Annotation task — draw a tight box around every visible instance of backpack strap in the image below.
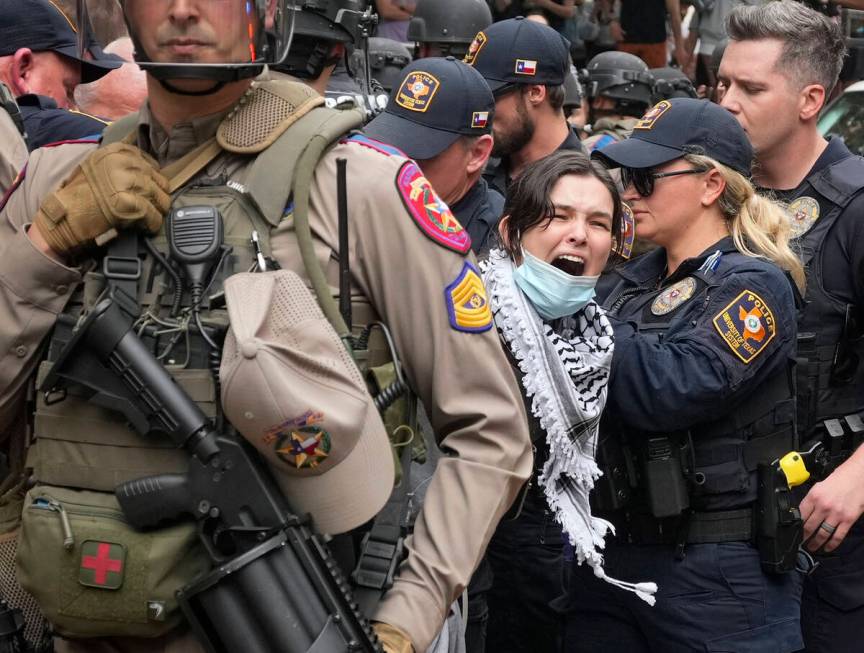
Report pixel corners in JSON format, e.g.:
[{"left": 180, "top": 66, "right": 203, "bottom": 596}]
[{"left": 242, "top": 102, "right": 365, "bottom": 340}]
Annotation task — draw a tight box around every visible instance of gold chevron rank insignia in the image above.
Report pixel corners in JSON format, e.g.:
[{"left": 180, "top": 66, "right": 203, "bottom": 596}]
[{"left": 445, "top": 262, "right": 493, "bottom": 333}]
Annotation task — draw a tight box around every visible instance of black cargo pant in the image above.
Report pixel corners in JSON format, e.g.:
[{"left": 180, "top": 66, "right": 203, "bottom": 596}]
[
  {"left": 480, "top": 487, "right": 564, "bottom": 653},
  {"left": 801, "top": 519, "right": 864, "bottom": 653}
]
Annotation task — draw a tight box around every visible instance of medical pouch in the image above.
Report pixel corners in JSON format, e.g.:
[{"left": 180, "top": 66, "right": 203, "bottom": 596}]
[{"left": 16, "top": 485, "right": 209, "bottom": 639}]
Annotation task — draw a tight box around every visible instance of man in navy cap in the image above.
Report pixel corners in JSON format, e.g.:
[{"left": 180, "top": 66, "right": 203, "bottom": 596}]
[
  {"left": 0, "top": 0, "right": 120, "bottom": 150},
  {"left": 365, "top": 56, "right": 503, "bottom": 256},
  {"left": 464, "top": 16, "right": 584, "bottom": 197}
]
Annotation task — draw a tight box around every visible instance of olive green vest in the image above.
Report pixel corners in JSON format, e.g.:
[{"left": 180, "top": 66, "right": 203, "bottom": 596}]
[{"left": 30, "top": 81, "right": 366, "bottom": 492}]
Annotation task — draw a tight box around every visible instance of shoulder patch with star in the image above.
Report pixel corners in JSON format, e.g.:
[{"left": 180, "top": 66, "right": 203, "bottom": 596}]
[
  {"left": 445, "top": 261, "right": 492, "bottom": 333},
  {"left": 396, "top": 160, "right": 471, "bottom": 254},
  {"left": 712, "top": 289, "right": 777, "bottom": 363}
]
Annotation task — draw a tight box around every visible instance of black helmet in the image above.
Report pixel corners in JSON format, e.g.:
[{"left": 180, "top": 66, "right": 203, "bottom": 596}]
[
  {"left": 563, "top": 66, "right": 583, "bottom": 111},
  {"left": 367, "top": 37, "right": 412, "bottom": 93},
  {"left": 650, "top": 67, "right": 697, "bottom": 103},
  {"left": 408, "top": 0, "right": 492, "bottom": 59},
  {"left": 108, "top": 0, "right": 298, "bottom": 89},
  {"left": 580, "top": 51, "right": 654, "bottom": 114},
  {"left": 275, "top": 0, "right": 371, "bottom": 79}
]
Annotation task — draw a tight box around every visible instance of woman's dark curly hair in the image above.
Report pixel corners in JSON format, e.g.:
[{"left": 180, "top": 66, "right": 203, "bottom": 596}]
[{"left": 499, "top": 150, "right": 622, "bottom": 260}]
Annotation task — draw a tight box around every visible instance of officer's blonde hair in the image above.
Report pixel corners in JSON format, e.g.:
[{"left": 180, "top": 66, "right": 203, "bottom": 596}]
[{"left": 685, "top": 153, "right": 805, "bottom": 293}]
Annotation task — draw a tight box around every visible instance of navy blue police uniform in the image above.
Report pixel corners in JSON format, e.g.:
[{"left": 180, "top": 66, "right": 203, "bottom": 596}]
[
  {"left": 450, "top": 176, "right": 504, "bottom": 257},
  {"left": 557, "top": 239, "right": 803, "bottom": 652},
  {"left": 557, "top": 98, "right": 805, "bottom": 653},
  {"left": 761, "top": 136, "right": 864, "bottom": 653},
  {"left": 364, "top": 56, "right": 503, "bottom": 258},
  {"left": 18, "top": 94, "right": 107, "bottom": 151}
]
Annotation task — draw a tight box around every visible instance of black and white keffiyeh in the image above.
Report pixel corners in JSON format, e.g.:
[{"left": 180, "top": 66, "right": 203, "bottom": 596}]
[{"left": 483, "top": 249, "right": 657, "bottom": 604}]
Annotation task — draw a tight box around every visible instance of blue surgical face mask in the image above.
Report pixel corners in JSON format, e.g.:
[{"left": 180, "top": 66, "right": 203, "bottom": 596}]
[{"left": 513, "top": 249, "right": 598, "bottom": 320}]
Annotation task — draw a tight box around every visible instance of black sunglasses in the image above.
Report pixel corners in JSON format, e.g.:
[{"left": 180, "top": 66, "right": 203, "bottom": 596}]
[{"left": 620, "top": 166, "right": 709, "bottom": 197}]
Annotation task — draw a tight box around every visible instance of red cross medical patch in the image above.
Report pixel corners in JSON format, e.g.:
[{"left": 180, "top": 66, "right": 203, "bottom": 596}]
[
  {"left": 79, "top": 540, "right": 126, "bottom": 590},
  {"left": 712, "top": 290, "right": 777, "bottom": 364},
  {"left": 397, "top": 161, "right": 471, "bottom": 254}
]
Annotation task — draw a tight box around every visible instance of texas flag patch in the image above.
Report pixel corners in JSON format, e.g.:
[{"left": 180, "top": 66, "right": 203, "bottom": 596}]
[
  {"left": 472, "top": 111, "right": 489, "bottom": 129},
  {"left": 515, "top": 59, "right": 538, "bottom": 76},
  {"left": 712, "top": 290, "right": 777, "bottom": 364}
]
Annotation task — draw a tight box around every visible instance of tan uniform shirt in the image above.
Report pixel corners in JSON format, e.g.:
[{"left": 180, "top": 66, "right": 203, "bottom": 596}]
[
  {"left": 0, "top": 108, "right": 27, "bottom": 196},
  {"left": 0, "top": 83, "right": 532, "bottom": 651}
]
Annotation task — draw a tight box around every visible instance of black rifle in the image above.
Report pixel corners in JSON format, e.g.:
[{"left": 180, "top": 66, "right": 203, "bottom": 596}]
[{"left": 41, "top": 297, "right": 381, "bottom": 653}]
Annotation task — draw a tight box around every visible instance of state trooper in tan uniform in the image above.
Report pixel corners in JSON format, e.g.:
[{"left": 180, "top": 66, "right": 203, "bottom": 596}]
[{"left": 0, "top": 1, "right": 532, "bottom": 652}]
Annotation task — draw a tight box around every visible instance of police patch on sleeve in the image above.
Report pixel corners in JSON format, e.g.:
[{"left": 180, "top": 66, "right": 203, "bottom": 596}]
[
  {"left": 651, "top": 277, "right": 697, "bottom": 315},
  {"left": 634, "top": 100, "right": 671, "bottom": 130},
  {"left": 445, "top": 262, "right": 493, "bottom": 333},
  {"left": 787, "top": 196, "right": 820, "bottom": 239},
  {"left": 712, "top": 290, "right": 777, "bottom": 363},
  {"left": 397, "top": 161, "right": 472, "bottom": 254}
]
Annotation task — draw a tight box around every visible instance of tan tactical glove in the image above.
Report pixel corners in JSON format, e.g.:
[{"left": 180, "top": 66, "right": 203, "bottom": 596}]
[
  {"left": 34, "top": 142, "right": 171, "bottom": 256},
  {"left": 372, "top": 622, "right": 415, "bottom": 653}
]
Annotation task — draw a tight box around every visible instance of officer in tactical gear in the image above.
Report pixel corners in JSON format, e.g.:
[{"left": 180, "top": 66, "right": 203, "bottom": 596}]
[
  {"left": 649, "top": 66, "right": 698, "bottom": 103},
  {"left": 270, "top": 0, "right": 389, "bottom": 119},
  {"left": 408, "top": 0, "right": 493, "bottom": 60},
  {"left": 580, "top": 50, "right": 655, "bottom": 152},
  {"left": 721, "top": 4, "right": 864, "bottom": 652},
  {"left": 367, "top": 36, "right": 413, "bottom": 93},
  {"left": 0, "top": 2, "right": 532, "bottom": 653}
]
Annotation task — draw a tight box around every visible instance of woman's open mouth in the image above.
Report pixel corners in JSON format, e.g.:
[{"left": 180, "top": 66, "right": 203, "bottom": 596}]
[{"left": 551, "top": 255, "right": 585, "bottom": 277}]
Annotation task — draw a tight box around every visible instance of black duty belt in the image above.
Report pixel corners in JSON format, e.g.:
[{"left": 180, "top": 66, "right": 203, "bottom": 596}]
[{"left": 611, "top": 508, "right": 753, "bottom": 546}]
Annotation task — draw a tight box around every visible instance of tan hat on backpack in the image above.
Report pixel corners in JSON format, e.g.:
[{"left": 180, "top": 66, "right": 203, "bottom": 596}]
[{"left": 220, "top": 271, "right": 395, "bottom": 535}]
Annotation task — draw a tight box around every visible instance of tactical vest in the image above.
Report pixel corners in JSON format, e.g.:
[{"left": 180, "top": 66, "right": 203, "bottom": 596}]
[
  {"left": 30, "top": 81, "right": 366, "bottom": 491},
  {"left": 788, "top": 155, "right": 864, "bottom": 438},
  {"left": 19, "top": 81, "right": 368, "bottom": 639},
  {"left": 599, "top": 255, "right": 797, "bottom": 513}
]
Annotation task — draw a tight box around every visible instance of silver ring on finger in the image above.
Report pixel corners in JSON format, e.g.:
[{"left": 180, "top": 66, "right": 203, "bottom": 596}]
[{"left": 819, "top": 521, "right": 838, "bottom": 536}]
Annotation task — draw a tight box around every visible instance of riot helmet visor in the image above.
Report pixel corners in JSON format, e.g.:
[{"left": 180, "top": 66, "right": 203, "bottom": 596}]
[{"left": 79, "top": 0, "right": 297, "bottom": 83}]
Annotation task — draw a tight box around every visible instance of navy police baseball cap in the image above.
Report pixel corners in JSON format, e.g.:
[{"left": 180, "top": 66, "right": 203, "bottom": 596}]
[
  {"left": 593, "top": 98, "right": 754, "bottom": 177},
  {"left": 364, "top": 56, "right": 495, "bottom": 160},
  {"left": 0, "top": 0, "right": 122, "bottom": 84},
  {"left": 463, "top": 16, "right": 570, "bottom": 93}
]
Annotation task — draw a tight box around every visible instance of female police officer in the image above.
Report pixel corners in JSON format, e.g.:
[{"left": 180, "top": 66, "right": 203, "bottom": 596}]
[{"left": 559, "top": 98, "right": 807, "bottom": 652}]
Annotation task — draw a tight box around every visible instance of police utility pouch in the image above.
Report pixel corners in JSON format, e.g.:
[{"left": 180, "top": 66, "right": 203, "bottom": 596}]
[
  {"left": 16, "top": 485, "right": 208, "bottom": 639},
  {"left": 644, "top": 437, "right": 690, "bottom": 518}
]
